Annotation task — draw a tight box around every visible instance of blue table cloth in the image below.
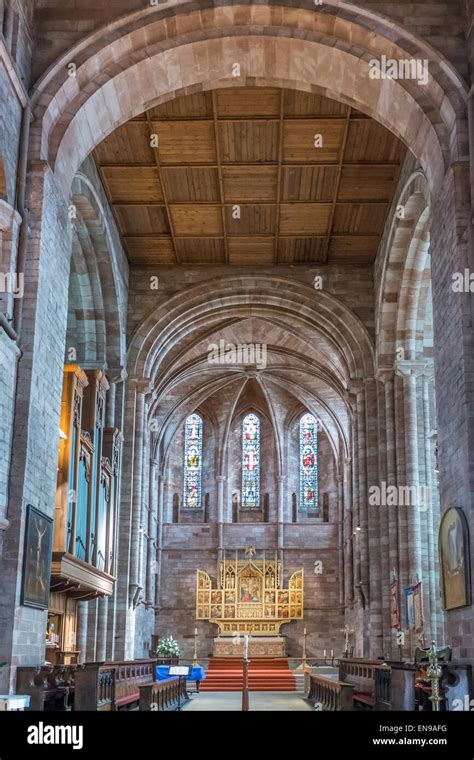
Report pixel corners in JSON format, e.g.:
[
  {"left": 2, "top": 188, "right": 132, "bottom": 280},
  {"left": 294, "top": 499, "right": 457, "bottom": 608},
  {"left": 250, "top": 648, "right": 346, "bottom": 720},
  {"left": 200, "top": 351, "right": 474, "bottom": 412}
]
[{"left": 156, "top": 665, "right": 206, "bottom": 682}]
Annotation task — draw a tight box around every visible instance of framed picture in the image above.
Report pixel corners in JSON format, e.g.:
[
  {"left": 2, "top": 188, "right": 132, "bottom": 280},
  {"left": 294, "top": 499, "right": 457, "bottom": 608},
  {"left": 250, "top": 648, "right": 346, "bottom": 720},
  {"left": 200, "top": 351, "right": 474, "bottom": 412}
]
[
  {"left": 21, "top": 505, "right": 53, "bottom": 609},
  {"left": 439, "top": 507, "right": 471, "bottom": 611}
]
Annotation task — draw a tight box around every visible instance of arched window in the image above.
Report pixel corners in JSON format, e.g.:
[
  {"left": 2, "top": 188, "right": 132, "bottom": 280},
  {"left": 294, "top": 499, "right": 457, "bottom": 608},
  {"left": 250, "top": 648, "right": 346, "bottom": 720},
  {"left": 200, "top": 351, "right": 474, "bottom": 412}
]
[
  {"left": 300, "top": 413, "right": 318, "bottom": 511},
  {"left": 183, "top": 413, "right": 203, "bottom": 508},
  {"left": 242, "top": 413, "right": 260, "bottom": 508}
]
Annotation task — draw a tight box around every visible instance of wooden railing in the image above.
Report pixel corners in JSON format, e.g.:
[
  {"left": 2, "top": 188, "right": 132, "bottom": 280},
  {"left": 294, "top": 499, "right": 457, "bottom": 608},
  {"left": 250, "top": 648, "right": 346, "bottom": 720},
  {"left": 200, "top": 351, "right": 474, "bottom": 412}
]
[
  {"left": 139, "top": 676, "right": 188, "bottom": 711},
  {"left": 74, "top": 659, "right": 156, "bottom": 711},
  {"left": 308, "top": 675, "right": 354, "bottom": 711}
]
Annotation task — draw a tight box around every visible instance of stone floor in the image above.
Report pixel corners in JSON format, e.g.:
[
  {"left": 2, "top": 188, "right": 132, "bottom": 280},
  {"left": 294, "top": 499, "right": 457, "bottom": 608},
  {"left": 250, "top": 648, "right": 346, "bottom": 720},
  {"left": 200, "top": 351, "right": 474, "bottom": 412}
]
[{"left": 182, "top": 691, "right": 312, "bottom": 711}]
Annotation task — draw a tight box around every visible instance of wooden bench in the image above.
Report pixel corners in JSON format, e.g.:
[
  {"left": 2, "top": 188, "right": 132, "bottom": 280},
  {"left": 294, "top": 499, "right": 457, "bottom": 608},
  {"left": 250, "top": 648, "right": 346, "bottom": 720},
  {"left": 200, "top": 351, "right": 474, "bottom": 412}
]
[
  {"left": 74, "top": 659, "right": 156, "bottom": 711},
  {"left": 139, "top": 676, "right": 188, "bottom": 711},
  {"left": 339, "top": 658, "right": 389, "bottom": 709},
  {"left": 308, "top": 674, "right": 354, "bottom": 711},
  {"left": 339, "top": 658, "right": 375, "bottom": 707},
  {"left": 16, "top": 665, "right": 75, "bottom": 711}
]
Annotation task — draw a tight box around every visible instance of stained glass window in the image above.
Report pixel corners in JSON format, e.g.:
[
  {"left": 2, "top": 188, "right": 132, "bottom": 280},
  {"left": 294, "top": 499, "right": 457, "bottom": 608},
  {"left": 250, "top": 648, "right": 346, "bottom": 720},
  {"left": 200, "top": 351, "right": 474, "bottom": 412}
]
[
  {"left": 242, "top": 413, "right": 260, "bottom": 508},
  {"left": 183, "top": 413, "right": 203, "bottom": 508},
  {"left": 300, "top": 413, "right": 318, "bottom": 510}
]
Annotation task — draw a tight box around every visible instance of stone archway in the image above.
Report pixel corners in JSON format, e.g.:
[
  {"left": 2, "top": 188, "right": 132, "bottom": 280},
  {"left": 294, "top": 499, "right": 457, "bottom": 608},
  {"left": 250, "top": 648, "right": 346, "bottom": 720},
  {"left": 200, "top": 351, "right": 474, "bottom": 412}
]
[{"left": 30, "top": 3, "right": 467, "bottom": 196}]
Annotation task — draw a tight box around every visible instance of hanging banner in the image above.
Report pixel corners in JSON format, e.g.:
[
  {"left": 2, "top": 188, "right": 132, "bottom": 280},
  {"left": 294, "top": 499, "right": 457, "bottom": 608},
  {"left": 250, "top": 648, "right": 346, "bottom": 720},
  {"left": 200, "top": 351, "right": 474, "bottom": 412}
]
[
  {"left": 412, "top": 580, "right": 424, "bottom": 633},
  {"left": 390, "top": 578, "right": 400, "bottom": 629},
  {"left": 405, "top": 586, "right": 414, "bottom": 629}
]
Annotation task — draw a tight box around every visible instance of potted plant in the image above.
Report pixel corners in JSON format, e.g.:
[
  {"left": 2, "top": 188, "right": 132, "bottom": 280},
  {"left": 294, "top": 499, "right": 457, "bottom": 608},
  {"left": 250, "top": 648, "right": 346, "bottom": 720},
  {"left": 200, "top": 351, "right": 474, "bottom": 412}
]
[{"left": 154, "top": 636, "right": 180, "bottom": 665}]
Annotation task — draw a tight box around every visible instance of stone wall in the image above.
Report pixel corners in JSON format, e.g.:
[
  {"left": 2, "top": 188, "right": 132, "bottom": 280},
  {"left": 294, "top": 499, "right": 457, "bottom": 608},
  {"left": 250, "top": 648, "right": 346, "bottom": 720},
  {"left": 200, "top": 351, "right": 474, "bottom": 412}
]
[{"left": 157, "top": 523, "right": 343, "bottom": 659}]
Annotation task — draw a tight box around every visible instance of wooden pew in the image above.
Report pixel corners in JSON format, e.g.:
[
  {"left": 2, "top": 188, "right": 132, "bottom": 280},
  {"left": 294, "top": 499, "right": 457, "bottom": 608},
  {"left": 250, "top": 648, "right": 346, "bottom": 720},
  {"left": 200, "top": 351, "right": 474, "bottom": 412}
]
[
  {"left": 139, "top": 676, "right": 188, "bottom": 711},
  {"left": 16, "top": 665, "right": 75, "bottom": 711},
  {"left": 307, "top": 674, "right": 354, "bottom": 711},
  {"left": 74, "top": 659, "right": 156, "bottom": 711},
  {"left": 339, "top": 658, "right": 391, "bottom": 710}
]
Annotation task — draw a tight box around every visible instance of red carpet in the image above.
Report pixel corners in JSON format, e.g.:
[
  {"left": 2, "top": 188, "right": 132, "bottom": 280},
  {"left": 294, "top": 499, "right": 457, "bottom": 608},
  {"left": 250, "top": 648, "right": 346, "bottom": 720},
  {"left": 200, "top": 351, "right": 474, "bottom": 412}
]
[{"left": 200, "top": 658, "right": 296, "bottom": 692}]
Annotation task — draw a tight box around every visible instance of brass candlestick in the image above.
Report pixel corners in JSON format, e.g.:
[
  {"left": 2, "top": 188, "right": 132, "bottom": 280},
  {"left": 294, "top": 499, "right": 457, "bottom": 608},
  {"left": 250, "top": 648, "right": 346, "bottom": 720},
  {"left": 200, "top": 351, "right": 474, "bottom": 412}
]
[
  {"left": 296, "top": 628, "right": 308, "bottom": 670},
  {"left": 192, "top": 627, "right": 199, "bottom": 667}
]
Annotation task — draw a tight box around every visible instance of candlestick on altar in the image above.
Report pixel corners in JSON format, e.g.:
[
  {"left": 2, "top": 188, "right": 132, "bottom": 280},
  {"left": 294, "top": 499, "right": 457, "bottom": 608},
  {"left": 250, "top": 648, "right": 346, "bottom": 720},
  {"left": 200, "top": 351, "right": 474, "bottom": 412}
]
[
  {"left": 242, "top": 634, "right": 250, "bottom": 711},
  {"left": 192, "top": 627, "right": 200, "bottom": 667},
  {"left": 296, "top": 627, "right": 308, "bottom": 670}
]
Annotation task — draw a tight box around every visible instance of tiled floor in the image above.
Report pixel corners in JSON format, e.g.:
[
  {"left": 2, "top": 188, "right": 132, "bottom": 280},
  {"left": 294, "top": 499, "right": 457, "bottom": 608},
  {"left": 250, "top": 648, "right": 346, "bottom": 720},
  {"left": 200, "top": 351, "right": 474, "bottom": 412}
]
[{"left": 182, "top": 691, "right": 312, "bottom": 711}]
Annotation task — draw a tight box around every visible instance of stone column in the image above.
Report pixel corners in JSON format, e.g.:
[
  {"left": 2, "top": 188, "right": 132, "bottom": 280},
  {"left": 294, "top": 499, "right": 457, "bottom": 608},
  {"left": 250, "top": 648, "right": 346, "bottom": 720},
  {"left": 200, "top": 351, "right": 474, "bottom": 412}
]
[
  {"left": 422, "top": 367, "right": 437, "bottom": 639},
  {"left": 365, "top": 377, "right": 383, "bottom": 656},
  {"left": 76, "top": 601, "right": 89, "bottom": 664},
  {"left": 337, "top": 470, "right": 344, "bottom": 605},
  {"left": 342, "top": 457, "right": 353, "bottom": 606},
  {"left": 96, "top": 597, "right": 108, "bottom": 661},
  {"left": 146, "top": 459, "right": 158, "bottom": 607},
  {"left": 377, "top": 369, "right": 398, "bottom": 656},
  {"left": 277, "top": 475, "right": 285, "bottom": 567},
  {"left": 155, "top": 473, "right": 165, "bottom": 609},
  {"left": 349, "top": 381, "right": 369, "bottom": 602},
  {"left": 395, "top": 362, "right": 424, "bottom": 586},
  {"left": 106, "top": 382, "right": 116, "bottom": 428},
  {"left": 129, "top": 379, "right": 151, "bottom": 602},
  {"left": 216, "top": 475, "right": 226, "bottom": 565},
  {"left": 0, "top": 164, "right": 71, "bottom": 692}
]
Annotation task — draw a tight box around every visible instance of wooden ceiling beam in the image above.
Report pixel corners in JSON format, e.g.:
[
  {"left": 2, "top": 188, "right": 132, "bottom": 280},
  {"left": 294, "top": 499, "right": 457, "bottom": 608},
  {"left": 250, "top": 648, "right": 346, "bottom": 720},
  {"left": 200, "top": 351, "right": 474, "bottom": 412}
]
[
  {"left": 145, "top": 111, "right": 180, "bottom": 264},
  {"left": 322, "top": 108, "right": 352, "bottom": 265}
]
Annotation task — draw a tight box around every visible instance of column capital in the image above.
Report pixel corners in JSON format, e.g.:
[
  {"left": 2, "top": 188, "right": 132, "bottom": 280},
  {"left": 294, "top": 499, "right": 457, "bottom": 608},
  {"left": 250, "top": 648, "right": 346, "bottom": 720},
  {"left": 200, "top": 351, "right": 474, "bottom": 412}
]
[
  {"left": 107, "top": 366, "right": 127, "bottom": 384},
  {"left": 394, "top": 359, "right": 430, "bottom": 379},
  {"left": 128, "top": 376, "right": 153, "bottom": 394},
  {"left": 347, "top": 378, "right": 365, "bottom": 395},
  {"left": 375, "top": 367, "right": 395, "bottom": 384}
]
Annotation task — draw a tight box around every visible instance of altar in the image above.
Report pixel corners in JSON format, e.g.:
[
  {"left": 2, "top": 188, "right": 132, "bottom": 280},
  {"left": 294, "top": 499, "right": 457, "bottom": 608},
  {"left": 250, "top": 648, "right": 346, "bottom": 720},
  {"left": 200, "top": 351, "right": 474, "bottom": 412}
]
[
  {"left": 196, "top": 548, "right": 304, "bottom": 657},
  {"left": 213, "top": 635, "right": 286, "bottom": 658}
]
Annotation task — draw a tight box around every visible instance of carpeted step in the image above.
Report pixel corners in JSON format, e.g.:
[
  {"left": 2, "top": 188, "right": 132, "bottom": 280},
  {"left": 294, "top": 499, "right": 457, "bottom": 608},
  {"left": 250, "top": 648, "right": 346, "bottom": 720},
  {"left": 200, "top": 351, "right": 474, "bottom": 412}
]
[{"left": 201, "top": 656, "right": 297, "bottom": 692}]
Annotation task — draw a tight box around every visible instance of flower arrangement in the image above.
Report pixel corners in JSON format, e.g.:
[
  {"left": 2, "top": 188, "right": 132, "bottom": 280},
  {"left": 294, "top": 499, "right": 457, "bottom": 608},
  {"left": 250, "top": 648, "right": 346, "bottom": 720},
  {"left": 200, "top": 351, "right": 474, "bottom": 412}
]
[{"left": 154, "top": 636, "right": 180, "bottom": 658}]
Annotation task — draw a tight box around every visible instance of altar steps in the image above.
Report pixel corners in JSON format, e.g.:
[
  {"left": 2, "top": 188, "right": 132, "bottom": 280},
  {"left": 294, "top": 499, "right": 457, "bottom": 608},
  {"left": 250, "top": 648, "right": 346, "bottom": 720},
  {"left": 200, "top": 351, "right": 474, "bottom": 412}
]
[{"left": 200, "top": 658, "right": 297, "bottom": 692}]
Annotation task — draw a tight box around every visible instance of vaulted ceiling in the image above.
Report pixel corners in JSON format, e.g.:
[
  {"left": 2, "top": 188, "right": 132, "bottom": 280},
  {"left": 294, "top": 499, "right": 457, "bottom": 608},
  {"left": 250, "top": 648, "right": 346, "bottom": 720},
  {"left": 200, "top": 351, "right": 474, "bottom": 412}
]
[{"left": 93, "top": 87, "right": 407, "bottom": 268}]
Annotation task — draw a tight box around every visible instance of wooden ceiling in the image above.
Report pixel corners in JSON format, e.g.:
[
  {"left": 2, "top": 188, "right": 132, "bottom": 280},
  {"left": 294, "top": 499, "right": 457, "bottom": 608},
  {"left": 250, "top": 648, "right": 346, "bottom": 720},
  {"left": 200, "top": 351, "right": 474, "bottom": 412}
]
[{"left": 94, "top": 87, "right": 407, "bottom": 267}]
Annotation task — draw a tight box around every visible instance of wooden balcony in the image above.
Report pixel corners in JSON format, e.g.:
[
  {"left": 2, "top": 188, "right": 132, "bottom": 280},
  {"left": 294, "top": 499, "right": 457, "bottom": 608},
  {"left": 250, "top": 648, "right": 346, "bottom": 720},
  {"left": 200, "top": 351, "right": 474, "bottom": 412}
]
[{"left": 51, "top": 551, "right": 115, "bottom": 599}]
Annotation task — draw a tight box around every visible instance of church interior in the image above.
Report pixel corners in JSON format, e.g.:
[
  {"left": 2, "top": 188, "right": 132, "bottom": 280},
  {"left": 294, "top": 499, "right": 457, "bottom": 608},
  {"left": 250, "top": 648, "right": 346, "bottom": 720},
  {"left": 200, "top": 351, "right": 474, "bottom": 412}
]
[{"left": 0, "top": 0, "right": 473, "bottom": 718}]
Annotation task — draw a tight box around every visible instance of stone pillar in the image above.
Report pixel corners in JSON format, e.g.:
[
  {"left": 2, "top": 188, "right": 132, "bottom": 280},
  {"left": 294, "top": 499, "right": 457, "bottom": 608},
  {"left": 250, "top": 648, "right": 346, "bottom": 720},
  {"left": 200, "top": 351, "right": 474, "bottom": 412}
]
[
  {"left": 76, "top": 601, "right": 89, "bottom": 664},
  {"left": 146, "top": 459, "right": 158, "bottom": 607},
  {"left": 0, "top": 164, "right": 71, "bottom": 692},
  {"left": 277, "top": 475, "right": 285, "bottom": 568},
  {"left": 155, "top": 473, "right": 165, "bottom": 609},
  {"left": 395, "top": 362, "right": 423, "bottom": 586},
  {"left": 365, "top": 377, "right": 383, "bottom": 656},
  {"left": 337, "top": 470, "right": 344, "bottom": 605},
  {"left": 342, "top": 457, "right": 353, "bottom": 606},
  {"left": 106, "top": 382, "right": 116, "bottom": 428},
  {"left": 96, "top": 597, "right": 108, "bottom": 661},
  {"left": 422, "top": 367, "right": 437, "bottom": 640},
  {"left": 129, "top": 380, "right": 150, "bottom": 601},
  {"left": 377, "top": 369, "right": 398, "bottom": 656},
  {"left": 393, "top": 371, "right": 409, "bottom": 648},
  {"left": 114, "top": 376, "right": 150, "bottom": 659},
  {"left": 216, "top": 475, "right": 226, "bottom": 565}
]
